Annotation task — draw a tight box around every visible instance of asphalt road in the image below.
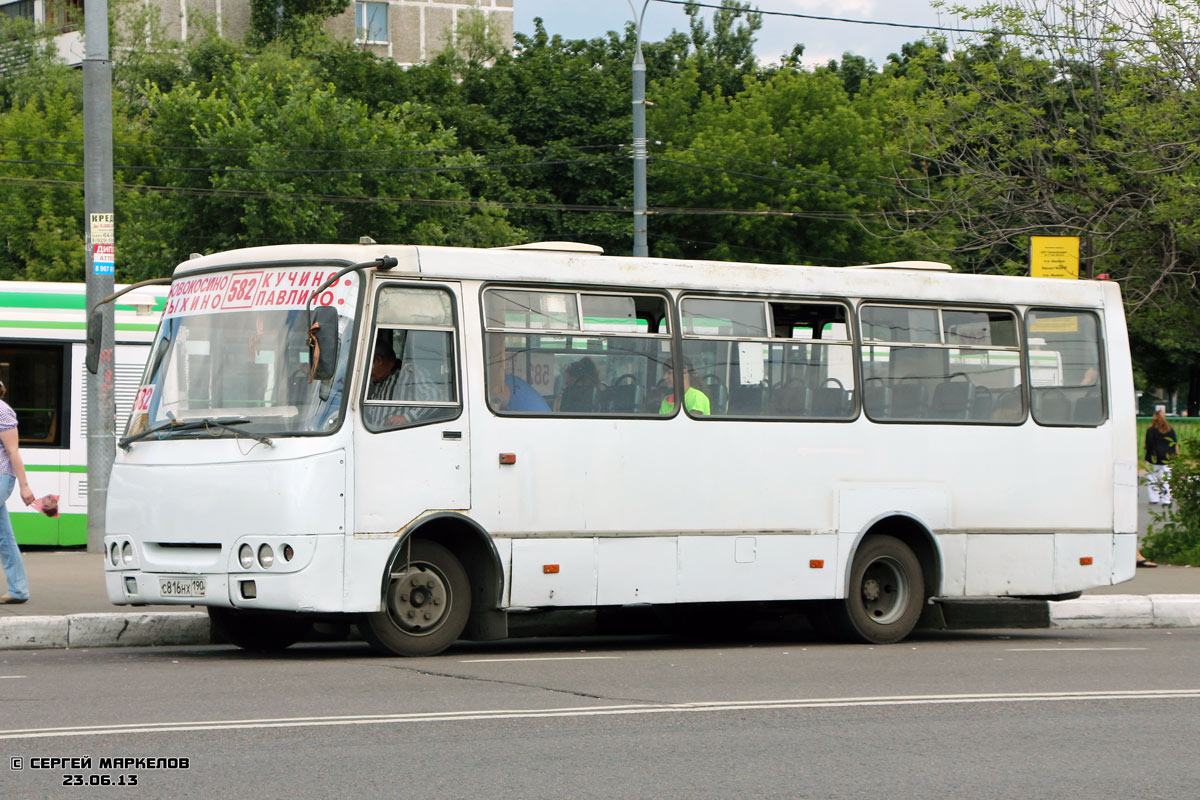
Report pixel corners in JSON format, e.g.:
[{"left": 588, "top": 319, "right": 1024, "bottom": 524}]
[{"left": 1, "top": 627, "right": 1197, "bottom": 799}]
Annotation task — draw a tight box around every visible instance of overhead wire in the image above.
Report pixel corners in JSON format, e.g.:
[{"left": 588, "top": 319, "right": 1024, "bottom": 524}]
[{"left": 648, "top": 0, "right": 1200, "bottom": 45}]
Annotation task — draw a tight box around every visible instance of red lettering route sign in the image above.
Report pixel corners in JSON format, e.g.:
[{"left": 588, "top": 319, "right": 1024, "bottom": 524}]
[{"left": 163, "top": 268, "right": 358, "bottom": 319}]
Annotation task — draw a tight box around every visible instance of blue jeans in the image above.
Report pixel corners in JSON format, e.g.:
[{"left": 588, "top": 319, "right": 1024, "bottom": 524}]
[{"left": 0, "top": 474, "right": 29, "bottom": 600}]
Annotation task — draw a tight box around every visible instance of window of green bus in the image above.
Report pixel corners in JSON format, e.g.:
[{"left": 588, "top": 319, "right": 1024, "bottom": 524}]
[{"left": 0, "top": 343, "right": 65, "bottom": 448}]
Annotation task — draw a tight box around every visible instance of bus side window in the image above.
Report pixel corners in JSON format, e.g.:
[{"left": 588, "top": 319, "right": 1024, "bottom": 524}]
[
  {"left": 1026, "top": 309, "right": 1105, "bottom": 427},
  {"left": 483, "top": 288, "right": 671, "bottom": 417},
  {"left": 0, "top": 343, "right": 66, "bottom": 448}
]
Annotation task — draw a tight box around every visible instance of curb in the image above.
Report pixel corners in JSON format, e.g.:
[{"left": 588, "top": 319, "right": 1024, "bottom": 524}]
[
  {"left": 1049, "top": 594, "right": 1200, "bottom": 629},
  {"left": 0, "top": 612, "right": 210, "bottom": 651},
  {"left": 1, "top": 596, "right": 1199, "bottom": 651}
]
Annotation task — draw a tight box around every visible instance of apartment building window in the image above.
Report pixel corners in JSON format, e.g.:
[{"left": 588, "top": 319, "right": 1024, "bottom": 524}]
[
  {"left": 355, "top": 1, "right": 388, "bottom": 44},
  {"left": 1, "top": 1, "right": 35, "bottom": 21}
]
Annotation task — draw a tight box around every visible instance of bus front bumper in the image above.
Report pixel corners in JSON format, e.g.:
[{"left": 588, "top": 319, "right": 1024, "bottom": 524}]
[{"left": 104, "top": 533, "right": 347, "bottom": 612}]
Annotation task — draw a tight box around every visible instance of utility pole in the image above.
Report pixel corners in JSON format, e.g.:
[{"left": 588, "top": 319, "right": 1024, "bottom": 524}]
[
  {"left": 84, "top": 0, "right": 116, "bottom": 553},
  {"left": 628, "top": 0, "right": 649, "bottom": 257}
]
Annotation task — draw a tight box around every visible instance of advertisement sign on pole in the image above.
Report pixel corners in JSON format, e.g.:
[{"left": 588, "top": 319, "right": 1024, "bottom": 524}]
[{"left": 1030, "top": 236, "right": 1080, "bottom": 279}]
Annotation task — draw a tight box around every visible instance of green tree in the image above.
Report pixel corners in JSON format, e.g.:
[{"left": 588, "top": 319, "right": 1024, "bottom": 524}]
[
  {"left": 652, "top": 66, "right": 908, "bottom": 265},
  {"left": 895, "top": 2, "right": 1200, "bottom": 406},
  {"left": 249, "top": 0, "right": 349, "bottom": 45},
  {"left": 117, "top": 41, "right": 521, "bottom": 280}
]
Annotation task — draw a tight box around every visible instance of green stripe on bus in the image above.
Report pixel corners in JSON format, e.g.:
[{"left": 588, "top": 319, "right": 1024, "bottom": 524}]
[
  {"left": 24, "top": 464, "right": 87, "bottom": 473},
  {"left": 0, "top": 292, "right": 167, "bottom": 312},
  {"left": 13, "top": 512, "right": 85, "bottom": 546},
  {"left": 0, "top": 320, "right": 159, "bottom": 331}
]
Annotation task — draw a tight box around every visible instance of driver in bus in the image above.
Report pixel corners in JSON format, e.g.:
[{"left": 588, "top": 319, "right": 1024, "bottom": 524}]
[
  {"left": 366, "top": 331, "right": 442, "bottom": 427},
  {"left": 659, "top": 357, "right": 710, "bottom": 416}
]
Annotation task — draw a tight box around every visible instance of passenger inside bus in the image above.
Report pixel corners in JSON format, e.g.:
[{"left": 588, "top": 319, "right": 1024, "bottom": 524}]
[
  {"left": 486, "top": 335, "right": 550, "bottom": 413},
  {"left": 659, "top": 358, "right": 710, "bottom": 416},
  {"left": 556, "top": 357, "right": 601, "bottom": 412}
]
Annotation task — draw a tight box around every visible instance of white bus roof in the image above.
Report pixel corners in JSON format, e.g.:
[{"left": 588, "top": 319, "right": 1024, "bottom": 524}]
[{"left": 173, "top": 243, "right": 1116, "bottom": 309}]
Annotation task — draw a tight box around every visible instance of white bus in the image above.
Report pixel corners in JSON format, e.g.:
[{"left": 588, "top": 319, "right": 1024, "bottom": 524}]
[
  {"left": 101, "top": 243, "right": 1136, "bottom": 652},
  {"left": 0, "top": 281, "right": 165, "bottom": 546}
]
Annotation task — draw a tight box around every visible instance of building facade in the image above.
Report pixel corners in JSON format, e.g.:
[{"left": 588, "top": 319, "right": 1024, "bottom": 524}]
[{"left": 1, "top": 0, "right": 515, "bottom": 67}]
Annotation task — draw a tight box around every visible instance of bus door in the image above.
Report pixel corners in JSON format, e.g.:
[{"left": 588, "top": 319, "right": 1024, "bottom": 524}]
[{"left": 353, "top": 283, "right": 470, "bottom": 532}]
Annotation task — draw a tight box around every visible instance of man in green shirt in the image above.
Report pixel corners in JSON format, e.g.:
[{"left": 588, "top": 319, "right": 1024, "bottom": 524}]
[{"left": 660, "top": 358, "right": 711, "bottom": 416}]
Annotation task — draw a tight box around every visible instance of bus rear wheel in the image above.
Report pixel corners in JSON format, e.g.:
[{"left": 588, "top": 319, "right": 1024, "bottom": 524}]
[
  {"left": 831, "top": 535, "right": 924, "bottom": 644},
  {"left": 208, "top": 608, "right": 312, "bottom": 651},
  {"left": 361, "top": 540, "right": 470, "bottom": 657}
]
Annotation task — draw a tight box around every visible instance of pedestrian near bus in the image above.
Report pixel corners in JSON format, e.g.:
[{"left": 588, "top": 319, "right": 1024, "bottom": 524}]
[
  {"left": 1145, "top": 406, "right": 1177, "bottom": 505},
  {"left": 0, "top": 380, "right": 35, "bottom": 603}
]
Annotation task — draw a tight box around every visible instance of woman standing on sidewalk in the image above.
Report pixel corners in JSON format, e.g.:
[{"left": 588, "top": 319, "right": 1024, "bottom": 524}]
[
  {"left": 0, "top": 380, "right": 35, "bottom": 603},
  {"left": 1145, "top": 406, "right": 1178, "bottom": 505}
]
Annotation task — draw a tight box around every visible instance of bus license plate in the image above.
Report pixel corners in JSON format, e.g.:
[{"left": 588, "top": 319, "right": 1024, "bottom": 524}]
[{"left": 159, "top": 577, "right": 206, "bottom": 598}]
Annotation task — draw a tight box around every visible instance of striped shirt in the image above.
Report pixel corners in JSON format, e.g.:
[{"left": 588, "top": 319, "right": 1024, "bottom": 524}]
[
  {"left": 365, "top": 364, "right": 449, "bottom": 428},
  {"left": 0, "top": 400, "right": 16, "bottom": 476}
]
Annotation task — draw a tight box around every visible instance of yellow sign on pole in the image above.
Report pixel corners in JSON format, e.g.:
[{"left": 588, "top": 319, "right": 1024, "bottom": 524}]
[{"left": 1030, "top": 236, "right": 1080, "bottom": 279}]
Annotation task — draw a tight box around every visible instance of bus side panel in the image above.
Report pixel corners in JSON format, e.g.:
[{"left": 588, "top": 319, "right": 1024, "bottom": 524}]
[
  {"left": 510, "top": 538, "right": 596, "bottom": 606},
  {"left": 676, "top": 534, "right": 837, "bottom": 603},
  {"left": 597, "top": 536, "right": 677, "bottom": 605}
]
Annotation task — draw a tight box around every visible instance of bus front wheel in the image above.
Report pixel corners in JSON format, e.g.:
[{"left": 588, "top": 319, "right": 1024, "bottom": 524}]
[
  {"left": 208, "top": 607, "right": 312, "bottom": 651},
  {"left": 832, "top": 535, "right": 924, "bottom": 644},
  {"left": 361, "top": 540, "right": 470, "bottom": 657}
]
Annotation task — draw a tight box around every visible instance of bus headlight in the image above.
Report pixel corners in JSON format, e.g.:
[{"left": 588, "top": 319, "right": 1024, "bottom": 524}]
[
  {"left": 238, "top": 544, "right": 254, "bottom": 570},
  {"left": 109, "top": 542, "right": 119, "bottom": 566},
  {"left": 121, "top": 542, "right": 134, "bottom": 565},
  {"left": 257, "top": 544, "right": 274, "bottom": 569}
]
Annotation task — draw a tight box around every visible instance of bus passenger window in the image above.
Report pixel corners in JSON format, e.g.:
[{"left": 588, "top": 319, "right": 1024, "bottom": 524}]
[
  {"left": 1026, "top": 309, "right": 1105, "bottom": 427},
  {"left": 483, "top": 288, "right": 671, "bottom": 417},
  {"left": 861, "top": 305, "right": 1023, "bottom": 424},
  {"left": 0, "top": 344, "right": 66, "bottom": 448},
  {"left": 681, "top": 297, "right": 855, "bottom": 420}
]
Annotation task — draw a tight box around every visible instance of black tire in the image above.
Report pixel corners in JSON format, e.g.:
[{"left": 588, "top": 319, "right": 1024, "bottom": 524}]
[
  {"left": 208, "top": 607, "right": 312, "bottom": 651},
  {"left": 830, "top": 535, "right": 924, "bottom": 644},
  {"left": 361, "top": 540, "right": 470, "bottom": 657}
]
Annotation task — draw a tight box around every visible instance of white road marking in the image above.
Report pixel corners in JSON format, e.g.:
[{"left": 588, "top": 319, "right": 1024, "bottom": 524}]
[
  {"left": 459, "top": 656, "right": 622, "bottom": 663},
  {"left": 1, "top": 689, "right": 1197, "bottom": 740},
  {"left": 1006, "top": 647, "right": 1149, "bottom": 652},
  {"left": 0, "top": 675, "right": 26, "bottom": 679}
]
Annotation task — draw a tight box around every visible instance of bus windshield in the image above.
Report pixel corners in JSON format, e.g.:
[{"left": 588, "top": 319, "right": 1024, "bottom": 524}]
[{"left": 125, "top": 267, "right": 360, "bottom": 438}]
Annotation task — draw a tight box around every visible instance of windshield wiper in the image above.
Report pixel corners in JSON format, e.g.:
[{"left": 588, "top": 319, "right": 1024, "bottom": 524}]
[{"left": 118, "top": 416, "right": 273, "bottom": 451}]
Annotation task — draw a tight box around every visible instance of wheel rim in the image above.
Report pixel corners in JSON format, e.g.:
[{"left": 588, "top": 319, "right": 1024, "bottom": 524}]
[
  {"left": 385, "top": 562, "right": 452, "bottom": 636},
  {"left": 859, "top": 556, "right": 910, "bottom": 625}
]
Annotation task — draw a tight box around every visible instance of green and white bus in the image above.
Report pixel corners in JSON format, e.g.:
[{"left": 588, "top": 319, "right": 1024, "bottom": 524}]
[{"left": 0, "top": 281, "right": 165, "bottom": 545}]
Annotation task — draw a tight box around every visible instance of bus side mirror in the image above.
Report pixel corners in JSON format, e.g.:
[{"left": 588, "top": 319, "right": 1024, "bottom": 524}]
[
  {"left": 308, "top": 306, "right": 339, "bottom": 382},
  {"left": 86, "top": 309, "right": 104, "bottom": 375}
]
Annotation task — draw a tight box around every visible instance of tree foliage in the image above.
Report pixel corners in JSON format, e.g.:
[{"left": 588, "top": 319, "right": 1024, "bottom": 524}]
[
  {"left": 248, "top": 0, "right": 349, "bottom": 45},
  {"left": 888, "top": 1, "right": 1200, "bottom": 404}
]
